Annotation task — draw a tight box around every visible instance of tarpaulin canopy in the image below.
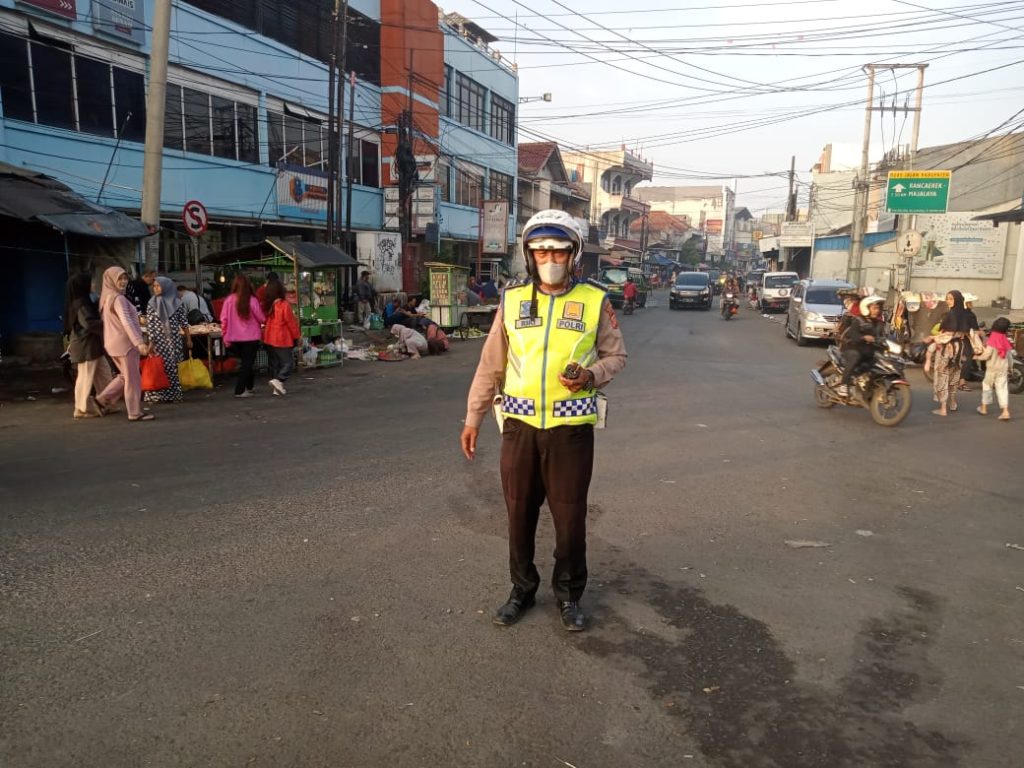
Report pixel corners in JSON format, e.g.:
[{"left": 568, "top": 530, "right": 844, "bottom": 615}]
[
  {"left": 201, "top": 237, "right": 358, "bottom": 268},
  {"left": 0, "top": 162, "right": 150, "bottom": 239},
  {"left": 973, "top": 205, "right": 1024, "bottom": 225}
]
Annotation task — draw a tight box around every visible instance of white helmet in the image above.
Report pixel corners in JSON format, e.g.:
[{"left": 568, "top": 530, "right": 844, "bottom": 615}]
[
  {"left": 860, "top": 295, "right": 885, "bottom": 315},
  {"left": 521, "top": 209, "right": 584, "bottom": 279}
]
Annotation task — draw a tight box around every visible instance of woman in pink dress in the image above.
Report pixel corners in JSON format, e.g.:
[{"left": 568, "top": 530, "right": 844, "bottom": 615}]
[{"left": 95, "top": 266, "right": 154, "bottom": 421}]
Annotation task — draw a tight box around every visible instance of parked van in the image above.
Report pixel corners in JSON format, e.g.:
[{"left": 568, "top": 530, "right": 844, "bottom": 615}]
[{"left": 758, "top": 271, "right": 799, "bottom": 313}]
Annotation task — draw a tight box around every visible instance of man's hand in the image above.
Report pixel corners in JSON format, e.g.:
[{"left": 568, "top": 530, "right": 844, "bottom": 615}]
[
  {"left": 461, "top": 425, "right": 479, "bottom": 461},
  {"left": 864, "top": 335, "right": 875, "bottom": 343},
  {"left": 558, "top": 368, "right": 594, "bottom": 393}
]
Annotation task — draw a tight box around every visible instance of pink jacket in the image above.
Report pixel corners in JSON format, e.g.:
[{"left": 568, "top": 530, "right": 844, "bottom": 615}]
[
  {"left": 220, "top": 294, "right": 266, "bottom": 344},
  {"left": 103, "top": 294, "right": 145, "bottom": 357}
]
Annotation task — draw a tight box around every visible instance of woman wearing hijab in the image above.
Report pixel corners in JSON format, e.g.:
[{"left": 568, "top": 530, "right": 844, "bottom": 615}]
[
  {"left": 390, "top": 323, "right": 428, "bottom": 359},
  {"left": 975, "top": 316, "right": 1013, "bottom": 420},
  {"left": 926, "top": 291, "right": 973, "bottom": 416},
  {"left": 64, "top": 272, "right": 113, "bottom": 419},
  {"left": 95, "top": 266, "right": 154, "bottom": 421},
  {"left": 145, "top": 276, "right": 191, "bottom": 403}
]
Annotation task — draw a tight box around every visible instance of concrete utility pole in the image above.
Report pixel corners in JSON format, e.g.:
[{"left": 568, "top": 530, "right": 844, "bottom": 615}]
[
  {"left": 849, "top": 64, "right": 926, "bottom": 287},
  {"left": 140, "top": 0, "right": 172, "bottom": 270},
  {"left": 345, "top": 71, "right": 356, "bottom": 248},
  {"left": 786, "top": 156, "right": 796, "bottom": 222},
  {"left": 334, "top": 0, "right": 350, "bottom": 245},
  {"left": 326, "top": 0, "right": 340, "bottom": 244},
  {"left": 900, "top": 65, "right": 928, "bottom": 291}
]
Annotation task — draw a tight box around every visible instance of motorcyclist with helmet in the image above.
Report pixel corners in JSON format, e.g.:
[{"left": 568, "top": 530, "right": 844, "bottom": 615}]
[
  {"left": 461, "top": 210, "right": 628, "bottom": 632},
  {"left": 623, "top": 276, "right": 638, "bottom": 313},
  {"left": 837, "top": 295, "right": 885, "bottom": 398}
]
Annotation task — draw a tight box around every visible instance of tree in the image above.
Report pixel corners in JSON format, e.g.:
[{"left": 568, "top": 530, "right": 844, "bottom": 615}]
[{"left": 679, "top": 240, "right": 702, "bottom": 267}]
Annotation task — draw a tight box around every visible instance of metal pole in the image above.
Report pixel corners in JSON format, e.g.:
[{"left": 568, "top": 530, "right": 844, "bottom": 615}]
[
  {"left": 902, "top": 64, "right": 927, "bottom": 291},
  {"left": 345, "top": 71, "right": 356, "bottom": 251},
  {"left": 848, "top": 65, "right": 876, "bottom": 286},
  {"left": 335, "top": 0, "right": 349, "bottom": 243},
  {"left": 141, "top": 0, "right": 172, "bottom": 269},
  {"left": 326, "top": 0, "right": 339, "bottom": 244}
]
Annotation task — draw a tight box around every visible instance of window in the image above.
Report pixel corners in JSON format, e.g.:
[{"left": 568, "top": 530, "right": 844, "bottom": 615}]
[
  {"left": 76, "top": 57, "right": 114, "bottom": 137},
  {"left": 183, "top": 88, "right": 212, "bottom": 155},
  {"left": 490, "top": 95, "right": 514, "bottom": 145},
  {"left": 186, "top": 0, "right": 381, "bottom": 85},
  {"left": 489, "top": 171, "right": 513, "bottom": 203},
  {"left": 439, "top": 66, "right": 451, "bottom": 117},
  {"left": 31, "top": 42, "right": 75, "bottom": 130},
  {"left": 0, "top": 32, "right": 33, "bottom": 121},
  {"left": 211, "top": 95, "right": 235, "bottom": 159},
  {"left": 436, "top": 158, "right": 451, "bottom": 202},
  {"left": 347, "top": 138, "right": 379, "bottom": 187},
  {"left": 266, "top": 109, "right": 325, "bottom": 169},
  {"left": 164, "top": 84, "right": 183, "bottom": 150},
  {"left": 454, "top": 162, "right": 484, "bottom": 208},
  {"left": 113, "top": 68, "right": 146, "bottom": 141},
  {"left": 164, "top": 83, "right": 259, "bottom": 162},
  {"left": 453, "top": 72, "right": 486, "bottom": 133}
]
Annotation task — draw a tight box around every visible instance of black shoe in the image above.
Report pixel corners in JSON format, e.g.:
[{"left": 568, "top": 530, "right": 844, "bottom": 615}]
[
  {"left": 493, "top": 589, "right": 536, "bottom": 627},
  {"left": 559, "top": 601, "right": 586, "bottom": 632}
]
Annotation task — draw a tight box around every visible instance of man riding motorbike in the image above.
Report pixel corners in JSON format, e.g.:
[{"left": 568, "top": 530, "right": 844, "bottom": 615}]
[
  {"left": 623, "top": 277, "right": 638, "bottom": 314},
  {"left": 721, "top": 276, "right": 740, "bottom": 317},
  {"left": 836, "top": 295, "right": 885, "bottom": 399}
]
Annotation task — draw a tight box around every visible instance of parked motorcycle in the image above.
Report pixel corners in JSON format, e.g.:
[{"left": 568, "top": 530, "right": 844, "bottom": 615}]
[
  {"left": 811, "top": 339, "right": 913, "bottom": 426},
  {"left": 720, "top": 292, "right": 739, "bottom": 320}
]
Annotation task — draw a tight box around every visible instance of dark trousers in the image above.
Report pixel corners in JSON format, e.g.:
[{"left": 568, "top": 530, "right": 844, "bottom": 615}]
[
  {"left": 499, "top": 419, "right": 594, "bottom": 602},
  {"left": 841, "top": 348, "right": 868, "bottom": 385},
  {"left": 232, "top": 340, "right": 259, "bottom": 395},
  {"left": 267, "top": 346, "right": 295, "bottom": 382}
]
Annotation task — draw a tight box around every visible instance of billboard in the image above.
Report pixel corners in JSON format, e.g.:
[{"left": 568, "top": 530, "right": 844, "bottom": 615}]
[
  {"left": 92, "top": 0, "right": 145, "bottom": 43},
  {"left": 276, "top": 168, "right": 329, "bottom": 220},
  {"left": 482, "top": 201, "right": 509, "bottom": 253},
  {"left": 20, "top": 0, "right": 76, "bottom": 20},
  {"left": 911, "top": 212, "right": 1008, "bottom": 278}
]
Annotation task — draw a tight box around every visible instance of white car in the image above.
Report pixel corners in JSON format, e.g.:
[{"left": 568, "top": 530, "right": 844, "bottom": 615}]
[{"left": 784, "top": 279, "right": 854, "bottom": 346}]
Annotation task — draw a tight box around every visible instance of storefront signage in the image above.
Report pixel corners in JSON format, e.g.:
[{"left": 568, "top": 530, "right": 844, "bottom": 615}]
[
  {"left": 92, "top": 0, "right": 145, "bottom": 43},
  {"left": 481, "top": 200, "right": 509, "bottom": 254},
  {"left": 911, "top": 212, "right": 1007, "bottom": 278},
  {"left": 277, "top": 168, "right": 329, "bottom": 220},
  {"left": 779, "top": 221, "right": 814, "bottom": 247},
  {"left": 19, "top": 0, "right": 77, "bottom": 21},
  {"left": 886, "top": 171, "right": 951, "bottom": 214}
]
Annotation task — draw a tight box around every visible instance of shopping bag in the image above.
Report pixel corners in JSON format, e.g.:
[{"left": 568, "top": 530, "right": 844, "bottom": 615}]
[
  {"left": 140, "top": 355, "right": 170, "bottom": 392},
  {"left": 179, "top": 354, "right": 213, "bottom": 390}
]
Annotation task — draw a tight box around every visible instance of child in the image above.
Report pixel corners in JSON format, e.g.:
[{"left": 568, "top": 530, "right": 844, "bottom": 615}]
[{"left": 975, "top": 316, "right": 1013, "bottom": 421}]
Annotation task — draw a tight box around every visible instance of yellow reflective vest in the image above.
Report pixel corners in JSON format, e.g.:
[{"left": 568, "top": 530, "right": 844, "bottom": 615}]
[{"left": 500, "top": 281, "right": 606, "bottom": 429}]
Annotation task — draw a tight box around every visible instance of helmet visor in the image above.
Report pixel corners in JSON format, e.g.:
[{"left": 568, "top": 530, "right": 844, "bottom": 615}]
[{"left": 526, "top": 237, "right": 574, "bottom": 251}]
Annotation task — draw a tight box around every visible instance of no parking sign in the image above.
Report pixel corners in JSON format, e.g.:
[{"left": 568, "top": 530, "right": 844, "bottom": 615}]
[{"left": 182, "top": 200, "right": 209, "bottom": 236}]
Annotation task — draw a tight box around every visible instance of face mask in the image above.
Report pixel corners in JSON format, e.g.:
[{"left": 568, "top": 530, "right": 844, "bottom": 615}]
[{"left": 537, "top": 261, "right": 568, "bottom": 285}]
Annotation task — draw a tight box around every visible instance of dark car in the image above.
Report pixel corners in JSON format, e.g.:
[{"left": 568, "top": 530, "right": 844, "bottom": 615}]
[{"left": 669, "top": 272, "right": 712, "bottom": 310}]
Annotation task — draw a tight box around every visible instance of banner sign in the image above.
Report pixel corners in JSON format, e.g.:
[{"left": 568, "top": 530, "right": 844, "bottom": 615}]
[
  {"left": 481, "top": 200, "right": 509, "bottom": 254},
  {"left": 20, "top": 0, "right": 77, "bottom": 20},
  {"left": 911, "top": 212, "right": 1008, "bottom": 278},
  {"left": 886, "top": 170, "right": 951, "bottom": 214},
  {"left": 276, "top": 168, "right": 329, "bottom": 221},
  {"left": 92, "top": 0, "right": 145, "bottom": 43}
]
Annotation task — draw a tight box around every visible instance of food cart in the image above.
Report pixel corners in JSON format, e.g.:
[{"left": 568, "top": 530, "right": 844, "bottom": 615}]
[
  {"left": 425, "top": 262, "right": 469, "bottom": 328},
  {"left": 202, "top": 237, "right": 359, "bottom": 342}
]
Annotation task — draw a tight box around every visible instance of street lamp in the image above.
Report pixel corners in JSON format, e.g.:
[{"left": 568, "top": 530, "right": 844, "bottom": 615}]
[{"left": 518, "top": 93, "right": 552, "bottom": 104}]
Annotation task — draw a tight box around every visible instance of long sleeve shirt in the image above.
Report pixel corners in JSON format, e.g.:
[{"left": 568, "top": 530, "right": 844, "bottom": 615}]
[
  {"left": 464, "top": 294, "right": 628, "bottom": 429},
  {"left": 103, "top": 295, "right": 145, "bottom": 357},
  {"left": 220, "top": 294, "right": 266, "bottom": 344}
]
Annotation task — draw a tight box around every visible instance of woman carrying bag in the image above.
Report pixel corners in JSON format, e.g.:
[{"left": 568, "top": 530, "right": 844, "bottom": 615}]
[
  {"left": 144, "top": 276, "right": 190, "bottom": 404},
  {"left": 95, "top": 266, "right": 154, "bottom": 421},
  {"left": 220, "top": 274, "right": 266, "bottom": 398},
  {"left": 64, "top": 273, "right": 113, "bottom": 419}
]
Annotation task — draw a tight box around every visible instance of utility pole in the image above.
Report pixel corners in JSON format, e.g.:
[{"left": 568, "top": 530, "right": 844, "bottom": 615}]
[
  {"left": 900, "top": 65, "right": 928, "bottom": 291},
  {"left": 140, "top": 0, "right": 172, "bottom": 270},
  {"left": 345, "top": 71, "right": 356, "bottom": 250},
  {"left": 326, "top": 0, "right": 339, "bottom": 244},
  {"left": 396, "top": 51, "right": 417, "bottom": 249},
  {"left": 786, "top": 155, "right": 796, "bottom": 222},
  {"left": 849, "top": 64, "right": 925, "bottom": 286},
  {"left": 334, "top": 0, "right": 350, "bottom": 245}
]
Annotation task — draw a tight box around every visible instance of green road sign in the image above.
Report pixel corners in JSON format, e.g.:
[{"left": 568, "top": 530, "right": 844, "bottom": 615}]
[{"left": 885, "top": 170, "right": 951, "bottom": 214}]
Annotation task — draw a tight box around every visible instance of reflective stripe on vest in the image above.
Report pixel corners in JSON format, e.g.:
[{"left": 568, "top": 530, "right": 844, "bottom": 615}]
[{"left": 501, "top": 281, "right": 606, "bottom": 429}]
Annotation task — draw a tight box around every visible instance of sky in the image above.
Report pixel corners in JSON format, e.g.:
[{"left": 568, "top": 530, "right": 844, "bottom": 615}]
[{"left": 447, "top": 0, "right": 1024, "bottom": 216}]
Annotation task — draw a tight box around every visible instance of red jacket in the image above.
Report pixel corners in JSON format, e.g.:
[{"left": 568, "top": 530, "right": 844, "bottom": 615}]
[
  {"left": 263, "top": 299, "right": 300, "bottom": 348},
  {"left": 623, "top": 282, "right": 638, "bottom": 300}
]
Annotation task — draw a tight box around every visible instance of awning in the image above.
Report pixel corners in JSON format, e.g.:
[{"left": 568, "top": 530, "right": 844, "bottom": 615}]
[
  {"left": 973, "top": 205, "right": 1024, "bottom": 225},
  {"left": 0, "top": 162, "right": 150, "bottom": 239},
  {"left": 582, "top": 243, "right": 610, "bottom": 256},
  {"left": 201, "top": 237, "right": 358, "bottom": 268}
]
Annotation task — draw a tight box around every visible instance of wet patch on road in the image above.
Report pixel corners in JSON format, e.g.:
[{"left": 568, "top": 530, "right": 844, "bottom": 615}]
[{"left": 579, "top": 564, "right": 965, "bottom": 767}]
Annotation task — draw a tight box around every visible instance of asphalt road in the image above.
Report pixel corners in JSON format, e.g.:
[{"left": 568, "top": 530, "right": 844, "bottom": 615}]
[{"left": 1, "top": 296, "right": 1021, "bottom": 768}]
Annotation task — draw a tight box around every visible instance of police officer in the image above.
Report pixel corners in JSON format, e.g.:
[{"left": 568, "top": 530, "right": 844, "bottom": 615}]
[{"left": 461, "top": 210, "right": 628, "bottom": 632}]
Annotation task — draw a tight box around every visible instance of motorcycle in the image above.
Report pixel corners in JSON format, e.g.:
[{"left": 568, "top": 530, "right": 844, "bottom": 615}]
[
  {"left": 623, "top": 297, "right": 635, "bottom": 315},
  {"left": 810, "top": 339, "right": 913, "bottom": 426},
  {"left": 720, "top": 292, "right": 739, "bottom": 320}
]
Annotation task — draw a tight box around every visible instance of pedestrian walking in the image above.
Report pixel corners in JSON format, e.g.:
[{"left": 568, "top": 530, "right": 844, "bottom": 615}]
[
  {"left": 262, "top": 279, "right": 300, "bottom": 396},
  {"left": 95, "top": 266, "right": 154, "bottom": 421},
  {"left": 461, "top": 209, "right": 628, "bottom": 632},
  {"left": 220, "top": 274, "right": 266, "bottom": 398},
  {"left": 975, "top": 316, "right": 1013, "bottom": 421},
  {"left": 64, "top": 273, "right": 113, "bottom": 419},
  {"left": 144, "top": 277, "right": 190, "bottom": 404}
]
